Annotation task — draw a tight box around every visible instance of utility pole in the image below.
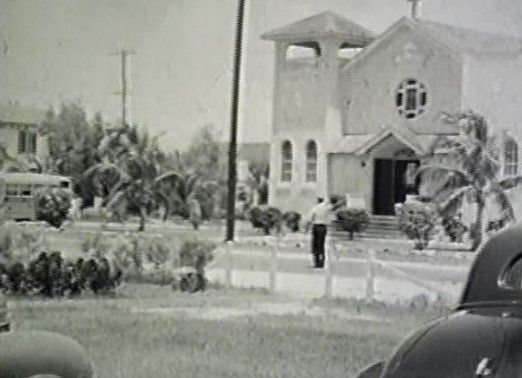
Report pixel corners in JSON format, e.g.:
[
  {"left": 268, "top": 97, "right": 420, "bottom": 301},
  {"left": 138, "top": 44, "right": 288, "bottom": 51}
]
[
  {"left": 111, "top": 49, "right": 136, "bottom": 128},
  {"left": 225, "top": 0, "right": 246, "bottom": 242}
]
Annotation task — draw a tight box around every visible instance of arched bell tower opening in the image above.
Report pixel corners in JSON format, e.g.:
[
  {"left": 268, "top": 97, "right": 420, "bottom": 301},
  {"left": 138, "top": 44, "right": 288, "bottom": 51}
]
[{"left": 262, "top": 11, "right": 376, "bottom": 214}]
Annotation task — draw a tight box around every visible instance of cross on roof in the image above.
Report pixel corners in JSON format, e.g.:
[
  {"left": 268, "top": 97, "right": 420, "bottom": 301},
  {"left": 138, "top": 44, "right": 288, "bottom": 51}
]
[{"left": 407, "top": 0, "right": 421, "bottom": 19}]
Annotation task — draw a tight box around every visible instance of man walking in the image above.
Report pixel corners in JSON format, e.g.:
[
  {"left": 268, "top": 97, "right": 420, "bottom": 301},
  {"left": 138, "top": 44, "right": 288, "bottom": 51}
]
[{"left": 306, "top": 197, "right": 334, "bottom": 268}]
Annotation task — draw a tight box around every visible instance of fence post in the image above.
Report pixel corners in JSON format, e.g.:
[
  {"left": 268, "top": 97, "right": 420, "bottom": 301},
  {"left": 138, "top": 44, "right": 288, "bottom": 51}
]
[
  {"left": 269, "top": 235, "right": 278, "bottom": 293},
  {"left": 366, "top": 248, "right": 376, "bottom": 302},
  {"left": 225, "top": 241, "right": 233, "bottom": 288},
  {"left": 324, "top": 232, "right": 336, "bottom": 299}
]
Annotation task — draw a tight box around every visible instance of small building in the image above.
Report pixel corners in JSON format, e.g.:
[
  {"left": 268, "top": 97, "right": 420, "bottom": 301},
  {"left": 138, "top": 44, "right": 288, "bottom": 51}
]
[
  {"left": 262, "top": 8, "right": 522, "bottom": 217},
  {"left": 0, "top": 102, "right": 49, "bottom": 169}
]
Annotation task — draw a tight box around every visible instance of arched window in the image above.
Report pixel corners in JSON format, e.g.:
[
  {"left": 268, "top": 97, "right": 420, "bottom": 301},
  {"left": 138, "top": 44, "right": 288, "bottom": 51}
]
[
  {"left": 305, "top": 140, "right": 318, "bottom": 182},
  {"left": 281, "top": 140, "right": 293, "bottom": 182},
  {"left": 504, "top": 137, "right": 519, "bottom": 176}
]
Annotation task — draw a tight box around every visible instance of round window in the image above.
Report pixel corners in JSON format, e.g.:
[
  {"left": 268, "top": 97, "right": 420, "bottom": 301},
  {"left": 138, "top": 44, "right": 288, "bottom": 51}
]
[{"left": 395, "top": 79, "right": 427, "bottom": 119}]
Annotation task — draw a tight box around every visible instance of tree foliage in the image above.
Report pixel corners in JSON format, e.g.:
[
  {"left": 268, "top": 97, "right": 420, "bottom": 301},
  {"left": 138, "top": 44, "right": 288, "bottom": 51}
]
[
  {"left": 86, "top": 125, "right": 179, "bottom": 231},
  {"left": 39, "top": 104, "right": 229, "bottom": 228},
  {"left": 418, "top": 111, "right": 522, "bottom": 250},
  {"left": 42, "top": 103, "right": 107, "bottom": 202}
]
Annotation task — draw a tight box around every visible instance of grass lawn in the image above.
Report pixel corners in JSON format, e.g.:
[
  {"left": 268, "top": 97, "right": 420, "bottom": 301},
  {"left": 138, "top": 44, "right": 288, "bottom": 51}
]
[{"left": 7, "top": 284, "right": 450, "bottom": 377}]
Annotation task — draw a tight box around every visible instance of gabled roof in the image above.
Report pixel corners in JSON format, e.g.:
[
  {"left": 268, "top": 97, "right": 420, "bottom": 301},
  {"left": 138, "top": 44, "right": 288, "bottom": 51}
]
[
  {"left": 354, "top": 126, "right": 429, "bottom": 156},
  {"left": 347, "top": 16, "right": 522, "bottom": 71},
  {"left": 418, "top": 20, "right": 522, "bottom": 55},
  {"left": 328, "top": 127, "right": 439, "bottom": 155},
  {"left": 261, "top": 11, "right": 376, "bottom": 47}
]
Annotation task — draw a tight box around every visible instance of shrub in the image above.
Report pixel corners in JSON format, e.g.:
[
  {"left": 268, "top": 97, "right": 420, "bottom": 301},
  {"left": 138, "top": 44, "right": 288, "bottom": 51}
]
[
  {"left": 173, "top": 239, "right": 216, "bottom": 292},
  {"left": 247, "top": 206, "right": 282, "bottom": 235},
  {"left": 177, "top": 239, "right": 216, "bottom": 274},
  {"left": 335, "top": 208, "right": 369, "bottom": 240},
  {"left": 0, "top": 222, "right": 48, "bottom": 264},
  {"left": 35, "top": 187, "right": 72, "bottom": 228},
  {"left": 397, "top": 201, "right": 438, "bottom": 250},
  {"left": 145, "top": 238, "right": 171, "bottom": 269},
  {"left": 441, "top": 213, "right": 467, "bottom": 242},
  {"left": 110, "top": 233, "right": 144, "bottom": 274},
  {"left": 0, "top": 251, "right": 122, "bottom": 297},
  {"left": 282, "top": 211, "right": 301, "bottom": 232}
]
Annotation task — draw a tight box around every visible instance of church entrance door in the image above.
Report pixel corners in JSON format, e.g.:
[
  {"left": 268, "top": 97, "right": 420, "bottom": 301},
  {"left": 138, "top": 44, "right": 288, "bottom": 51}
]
[{"left": 373, "top": 159, "right": 420, "bottom": 215}]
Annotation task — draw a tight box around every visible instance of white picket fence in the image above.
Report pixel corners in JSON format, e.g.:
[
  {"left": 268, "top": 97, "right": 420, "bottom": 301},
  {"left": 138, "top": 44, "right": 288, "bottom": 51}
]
[{"left": 208, "top": 235, "right": 465, "bottom": 304}]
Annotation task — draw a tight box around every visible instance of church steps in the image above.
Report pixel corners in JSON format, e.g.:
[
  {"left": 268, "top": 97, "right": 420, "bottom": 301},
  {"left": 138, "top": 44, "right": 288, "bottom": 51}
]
[
  {"left": 362, "top": 215, "right": 405, "bottom": 240},
  {"left": 330, "top": 215, "right": 406, "bottom": 240}
]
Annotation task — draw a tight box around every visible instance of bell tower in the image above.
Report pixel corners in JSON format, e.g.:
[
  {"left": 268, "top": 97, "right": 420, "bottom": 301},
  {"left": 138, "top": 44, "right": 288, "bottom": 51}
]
[{"left": 262, "top": 11, "right": 375, "bottom": 212}]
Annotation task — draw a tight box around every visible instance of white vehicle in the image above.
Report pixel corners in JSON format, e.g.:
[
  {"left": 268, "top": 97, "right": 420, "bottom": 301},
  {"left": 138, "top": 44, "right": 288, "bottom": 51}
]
[{"left": 0, "top": 172, "right": 72, "bottom": 221}]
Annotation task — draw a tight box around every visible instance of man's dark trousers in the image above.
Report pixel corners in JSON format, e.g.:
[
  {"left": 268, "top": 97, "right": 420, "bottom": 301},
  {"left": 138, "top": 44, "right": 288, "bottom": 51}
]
[{"left": 311, "top": 224, "right": 327, "bottom": 268}]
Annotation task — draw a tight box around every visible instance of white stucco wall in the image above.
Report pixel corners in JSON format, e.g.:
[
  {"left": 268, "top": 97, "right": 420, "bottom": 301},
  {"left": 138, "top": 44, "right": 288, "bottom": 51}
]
[
  {"left": 268, "top": 39, "right": 343, "bottom": 215},
  {"left": 0, "top": 125, "right": 49, "bottom": 163},
  {"left": 0, "top": 127, "right": 19, "bottom": 157},
  {"left": 340, "top": 22, "right": 463, "bottom": 136}
]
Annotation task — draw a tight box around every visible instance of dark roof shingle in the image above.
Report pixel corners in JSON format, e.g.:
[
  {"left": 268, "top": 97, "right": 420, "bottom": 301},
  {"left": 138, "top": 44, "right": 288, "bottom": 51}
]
[{"left": 262, "top": 11, "right": 375, "bottom": 47}]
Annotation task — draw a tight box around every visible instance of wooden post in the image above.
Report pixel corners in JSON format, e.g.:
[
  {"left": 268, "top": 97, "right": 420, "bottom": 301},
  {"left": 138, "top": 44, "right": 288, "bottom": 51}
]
[
  {"left": 269, "top": 235, "right": 278, "bottom": 293},
  {"left": 366, "top": 248, "right": 376, "bottom": 302},
  {"left": 324, "top": 232, "right": 336, "bottom": 299},
  {"left": 225, "top": 241, "right": 233, "bottom": 288}
]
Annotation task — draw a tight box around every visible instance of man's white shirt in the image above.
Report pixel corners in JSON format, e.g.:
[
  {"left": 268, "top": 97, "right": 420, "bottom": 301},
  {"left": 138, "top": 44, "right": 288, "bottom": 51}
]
[{"left": 307, "top": 202, "right": 334, "bottom": 225}]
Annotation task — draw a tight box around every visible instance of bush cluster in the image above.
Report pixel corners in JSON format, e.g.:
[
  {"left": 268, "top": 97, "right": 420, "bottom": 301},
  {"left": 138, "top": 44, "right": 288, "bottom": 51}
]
[
  {"left": 334, "top": 208, "right": 369, "bottom": 240},
  {"left": 81, "top": 231, "right": 217, "bottom": 292},
  {"left": 0, "top": 251, "right": 122, "bottom": 297},
  {"left": 282, "top": 211, "right": 301, "bottom": 232},
  {"left": 34, "top": 187, "right": 72, "bottom": 228},
  {"left": 247, "top": 206, "right": 282, "bottom": 235},
  {"left": 172, "top": 239, "right": 216, "bottom": 292},
  {"left": 397, "top": 201, "right": 438, "bottom": 250},
  {"left": 0, "top": 222, "right": 48, "bottom": 263},
  {"left": 247, "top": 206, "right": 304, "bottom": 234}
]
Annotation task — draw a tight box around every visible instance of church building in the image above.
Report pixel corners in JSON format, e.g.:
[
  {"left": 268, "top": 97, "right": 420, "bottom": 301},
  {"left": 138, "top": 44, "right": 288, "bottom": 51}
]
[{"left": 262, "top": 3, "right": 522, "bottom": 218}]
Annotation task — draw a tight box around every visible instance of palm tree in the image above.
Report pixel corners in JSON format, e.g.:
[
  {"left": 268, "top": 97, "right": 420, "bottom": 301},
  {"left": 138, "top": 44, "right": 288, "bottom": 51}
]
[
  {"left": 157, "top": 170, "right": 219, "bottom": 222},
  {"left": 418, "top": 111, "right": 522, "bottom": 250},
  {"left": 85, "top": 127, "right": 180, "bottom": 231}
]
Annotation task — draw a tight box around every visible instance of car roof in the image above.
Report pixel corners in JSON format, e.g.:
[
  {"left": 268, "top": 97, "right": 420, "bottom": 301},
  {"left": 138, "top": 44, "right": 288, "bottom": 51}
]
[{"left": 459, "top": 223, "right": 522, "bottom": 308}]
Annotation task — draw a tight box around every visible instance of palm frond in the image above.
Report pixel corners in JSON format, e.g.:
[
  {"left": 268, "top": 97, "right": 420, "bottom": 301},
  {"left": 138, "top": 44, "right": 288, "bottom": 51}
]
[
  {"left": 105, "top": 190, "right": 127, "bottom": 210},
  {"left": 416, "top": 164, "right": 473, "bottom": 184},
  {"left": 488, "top": 188, "right": 516, "bottom": 222},
  {"left": 82, "top": 162, "right": 124, "bottom": 179},
  {"left": 439, "top": 185, "right": 473, "bottom": 215},
  {"left": 185, "top": 174, "right": 199, "bottom": 196},
  {"left": 498, "top": 175, "right": 522, "bottom": 191},
  {"left": 154, "top": 171, "right": 182, "bottom": 185}
]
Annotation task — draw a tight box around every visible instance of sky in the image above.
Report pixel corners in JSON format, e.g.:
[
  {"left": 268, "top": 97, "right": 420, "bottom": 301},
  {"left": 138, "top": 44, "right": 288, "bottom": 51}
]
[{"left": 2, "top": 0, "right": 522, "bottom": 151}]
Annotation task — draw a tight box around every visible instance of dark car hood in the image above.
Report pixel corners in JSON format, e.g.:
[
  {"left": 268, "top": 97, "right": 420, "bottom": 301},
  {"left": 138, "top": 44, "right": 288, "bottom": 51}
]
[{"left": 381, "top": 310, "right": 522, "bottom": 378}]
